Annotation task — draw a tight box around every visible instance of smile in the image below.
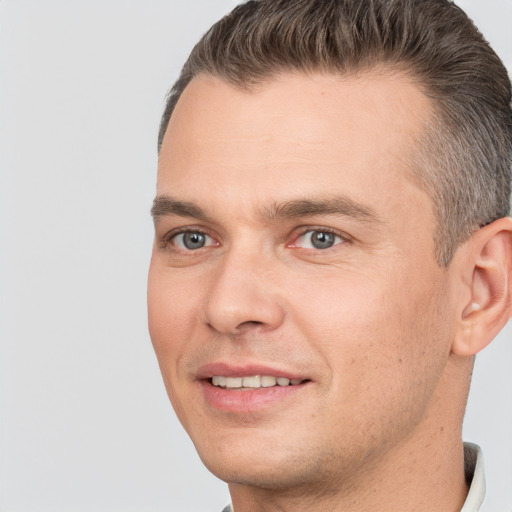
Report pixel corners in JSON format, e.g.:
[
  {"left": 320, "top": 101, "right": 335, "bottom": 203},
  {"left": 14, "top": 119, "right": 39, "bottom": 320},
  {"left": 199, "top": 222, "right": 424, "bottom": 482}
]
[
  {"left": 211, "top": 375, "right": 306, "bottom": 389},
  {"left": 197, "top": 365, "right": 312, "bottom": 413}
]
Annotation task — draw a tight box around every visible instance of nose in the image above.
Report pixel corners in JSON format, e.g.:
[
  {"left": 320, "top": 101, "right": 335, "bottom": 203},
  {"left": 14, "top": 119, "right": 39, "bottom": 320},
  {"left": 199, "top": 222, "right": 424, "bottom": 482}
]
[{"left": 204, "top": 249, "right": 286, "bottom": 336}]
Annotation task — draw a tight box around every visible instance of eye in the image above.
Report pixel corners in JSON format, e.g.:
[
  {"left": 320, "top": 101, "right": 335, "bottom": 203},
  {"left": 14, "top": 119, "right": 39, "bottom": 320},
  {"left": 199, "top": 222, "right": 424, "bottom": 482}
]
[
  {"left": 293, "top": 229, "right": 343, "bottom": 250},
  {"left": 171, "top": 231, "right": 216, "bottom": 251}
]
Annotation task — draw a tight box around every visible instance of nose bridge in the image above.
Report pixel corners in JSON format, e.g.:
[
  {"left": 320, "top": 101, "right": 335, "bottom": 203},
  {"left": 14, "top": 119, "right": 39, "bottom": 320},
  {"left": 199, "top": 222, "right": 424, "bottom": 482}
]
[{"left": 204, "top": 240, "right": 285, "bottom": 335}]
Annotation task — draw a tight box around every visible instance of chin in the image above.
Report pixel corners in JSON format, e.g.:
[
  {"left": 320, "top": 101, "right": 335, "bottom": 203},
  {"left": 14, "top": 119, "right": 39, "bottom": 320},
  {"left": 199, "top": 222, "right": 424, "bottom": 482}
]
[
  {"left": 204, "top": 459, "right": 314, "bottom": 489},
  {"left": 194, "top": 436, "right": 329, "bottom": 490}
]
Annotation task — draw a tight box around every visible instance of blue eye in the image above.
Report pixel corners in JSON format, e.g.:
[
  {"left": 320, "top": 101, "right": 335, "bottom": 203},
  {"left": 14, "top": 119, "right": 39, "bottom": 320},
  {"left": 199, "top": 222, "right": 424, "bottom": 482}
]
[
  {"left": 295, "top": 230, "right": 342, "bottom": 249},
  {"left": 172, "top": 231, "right": 215, "bottom": 250}
]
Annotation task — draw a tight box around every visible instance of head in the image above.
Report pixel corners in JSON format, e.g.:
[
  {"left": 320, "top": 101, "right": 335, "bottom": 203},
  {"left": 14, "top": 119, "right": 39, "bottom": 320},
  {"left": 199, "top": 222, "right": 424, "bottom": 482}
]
[{"left": 148, "top": 0, "right": 512, "bottom": 506}]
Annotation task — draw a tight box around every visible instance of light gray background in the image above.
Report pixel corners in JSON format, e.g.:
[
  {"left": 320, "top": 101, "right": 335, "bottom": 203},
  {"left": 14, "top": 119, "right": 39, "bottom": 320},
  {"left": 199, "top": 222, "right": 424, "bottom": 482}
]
[{"left": 0, "top": 1, "right": 510, "bottom": 511}]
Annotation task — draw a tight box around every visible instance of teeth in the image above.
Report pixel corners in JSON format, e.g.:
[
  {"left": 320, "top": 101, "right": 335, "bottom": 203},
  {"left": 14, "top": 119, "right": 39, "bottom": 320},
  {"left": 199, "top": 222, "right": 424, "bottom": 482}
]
[
  {"left": 212, "top": 376, "right": 224, "bottom": 387},
  {"left": 211, "top": 375, "right": 304, "bottom": 389},
  {"left": 225, "top": 377, "right": 243, "bottom": 388},
  {"left": 242, "top": 375, "right": 261, "bottom": 387},
  {"left": 261, "top": 376, "right": 277, "bottom": 387}
]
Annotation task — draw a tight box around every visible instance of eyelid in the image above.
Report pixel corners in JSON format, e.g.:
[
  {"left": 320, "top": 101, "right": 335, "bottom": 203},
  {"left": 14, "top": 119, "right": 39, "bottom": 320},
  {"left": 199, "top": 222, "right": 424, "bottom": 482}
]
[
  {"left": 157, "top": 224, "right": 351, "bottom": 252},
  {"left": 160, "top": 225, "right": 220, "bottom": 250},
  {"left": 287, "top": 226, "right": 350, "bottom": 249}
]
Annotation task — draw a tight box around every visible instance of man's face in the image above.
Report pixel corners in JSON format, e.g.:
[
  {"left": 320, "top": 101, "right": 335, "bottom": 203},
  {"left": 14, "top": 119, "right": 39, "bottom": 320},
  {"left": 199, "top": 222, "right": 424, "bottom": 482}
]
[{"left": 148, "top": 72, "right": 458, "bottom": 491}]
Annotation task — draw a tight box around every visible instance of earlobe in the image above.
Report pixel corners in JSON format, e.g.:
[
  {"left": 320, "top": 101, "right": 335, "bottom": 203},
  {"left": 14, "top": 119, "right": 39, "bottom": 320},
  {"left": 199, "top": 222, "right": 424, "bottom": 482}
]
[{"left": 452, "top": 217, "right": 512, "bottom": 356}]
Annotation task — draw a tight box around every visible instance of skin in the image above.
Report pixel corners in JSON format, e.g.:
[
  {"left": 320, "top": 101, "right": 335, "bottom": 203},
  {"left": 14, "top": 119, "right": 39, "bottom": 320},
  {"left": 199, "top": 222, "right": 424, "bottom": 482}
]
[{"left": 148, "top": 71, "right": 511, "bottom": 511}]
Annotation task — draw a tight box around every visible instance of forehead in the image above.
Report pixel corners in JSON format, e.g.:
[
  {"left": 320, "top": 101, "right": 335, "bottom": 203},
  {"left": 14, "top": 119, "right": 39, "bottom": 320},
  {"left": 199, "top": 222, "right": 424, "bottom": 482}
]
[{"left": 157, "top": 71, "right": 433, "bottom": 222}]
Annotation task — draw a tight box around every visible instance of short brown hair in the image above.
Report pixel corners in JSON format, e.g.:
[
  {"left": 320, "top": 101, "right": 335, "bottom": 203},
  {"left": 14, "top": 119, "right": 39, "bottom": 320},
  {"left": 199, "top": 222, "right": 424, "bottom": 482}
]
[{"left": 158, "top": 0, "right": 512, "bottom": 265}]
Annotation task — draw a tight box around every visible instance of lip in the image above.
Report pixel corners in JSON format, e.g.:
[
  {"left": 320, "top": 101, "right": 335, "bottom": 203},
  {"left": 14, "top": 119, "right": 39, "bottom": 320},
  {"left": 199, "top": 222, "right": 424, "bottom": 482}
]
[
  {"left": 196, "top": 362, "right": 307, "bottom": 380},
  {"left": 196, "top": 362, "right": 311, "bottom": 413}
]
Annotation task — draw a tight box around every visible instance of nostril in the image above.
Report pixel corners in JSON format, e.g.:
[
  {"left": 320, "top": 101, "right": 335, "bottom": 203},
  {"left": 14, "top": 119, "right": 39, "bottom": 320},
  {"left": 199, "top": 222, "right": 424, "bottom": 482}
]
[
  {"left": 206, "top": 320, "right": 264, "bottom": 334},
  {"left": 239, "top": 320, "right": 264, "bottom": 328}
]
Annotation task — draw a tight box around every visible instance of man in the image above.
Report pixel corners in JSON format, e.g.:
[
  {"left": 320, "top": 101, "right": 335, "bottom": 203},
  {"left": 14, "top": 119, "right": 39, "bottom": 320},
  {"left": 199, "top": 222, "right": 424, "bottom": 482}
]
[{"left": 147, "top": 0, "right": 512, "bottom": 510}]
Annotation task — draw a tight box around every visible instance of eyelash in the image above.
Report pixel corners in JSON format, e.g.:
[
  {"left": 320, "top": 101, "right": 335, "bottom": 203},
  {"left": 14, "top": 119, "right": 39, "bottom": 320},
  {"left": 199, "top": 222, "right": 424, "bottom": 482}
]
[
  {"left": 160, "top": 227, "right": 214, "bottom": 250},
  {"left": 289, "top": 227, "right": 348, "bottom": 250},
  {"left": 159, "top": 226, "right": 350, "bottom": 253}
]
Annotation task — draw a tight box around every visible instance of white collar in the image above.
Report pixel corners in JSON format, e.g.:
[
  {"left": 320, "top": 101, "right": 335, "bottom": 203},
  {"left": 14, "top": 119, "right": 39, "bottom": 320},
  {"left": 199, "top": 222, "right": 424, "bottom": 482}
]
[{"left": 461, "top": 442, "right": 486, "bottom": 512}]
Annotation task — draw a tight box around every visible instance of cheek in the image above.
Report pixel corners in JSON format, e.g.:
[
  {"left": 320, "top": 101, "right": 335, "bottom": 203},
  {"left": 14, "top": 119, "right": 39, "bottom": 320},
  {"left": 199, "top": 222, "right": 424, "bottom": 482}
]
[
  {"left": 147, "top": 265, "right": 201, "bottom": 387},
  {"left": 148, "top": 266, "right": 204, "bottom": 427},
  {"left": 293, "top": 266, "right": 451, "bottom": 412},
  {"left": 148, "top": 262, "right": 199, "bottom": 338}
]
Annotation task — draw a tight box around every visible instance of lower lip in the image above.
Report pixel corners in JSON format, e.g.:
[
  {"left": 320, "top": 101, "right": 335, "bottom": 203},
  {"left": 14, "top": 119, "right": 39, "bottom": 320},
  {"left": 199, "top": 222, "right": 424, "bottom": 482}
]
[{"left": 200, "top": 380, "right": 307, "bottom": 413}]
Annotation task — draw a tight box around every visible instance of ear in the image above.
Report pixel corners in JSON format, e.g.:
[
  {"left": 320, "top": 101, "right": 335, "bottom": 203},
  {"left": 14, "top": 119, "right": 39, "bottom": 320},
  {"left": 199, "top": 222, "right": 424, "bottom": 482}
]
[{"left": 452, "top": 217, "right": 512, "bottom": 356}]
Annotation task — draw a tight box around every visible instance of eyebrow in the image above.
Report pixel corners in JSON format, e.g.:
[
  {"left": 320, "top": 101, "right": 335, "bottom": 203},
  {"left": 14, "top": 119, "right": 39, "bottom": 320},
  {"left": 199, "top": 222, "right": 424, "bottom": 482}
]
[
  {"left": 151, "top": 196, "right": 210, "bottom": 221},
  {"left": 263, "top": 197, "right": 380, "bottom": 223},
  {"left": 151, "top": 194, "right": 381, "bottom": 224}
]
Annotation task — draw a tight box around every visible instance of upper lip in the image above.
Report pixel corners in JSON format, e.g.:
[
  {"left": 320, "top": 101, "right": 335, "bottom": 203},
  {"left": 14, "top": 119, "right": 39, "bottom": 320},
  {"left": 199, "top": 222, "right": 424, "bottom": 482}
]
[{"left": 196, "top": 362, "right": 308, "bottom": 381}]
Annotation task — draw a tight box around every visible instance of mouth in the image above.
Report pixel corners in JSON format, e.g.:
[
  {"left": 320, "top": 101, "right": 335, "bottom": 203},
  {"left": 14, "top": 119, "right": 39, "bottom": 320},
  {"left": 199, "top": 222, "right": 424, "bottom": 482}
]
[
  {"left": 197, "top": 364, "right": 312, "bottom": 413},
  {"left": 210, "top": 375, "right": 308, "bottom": 389}
]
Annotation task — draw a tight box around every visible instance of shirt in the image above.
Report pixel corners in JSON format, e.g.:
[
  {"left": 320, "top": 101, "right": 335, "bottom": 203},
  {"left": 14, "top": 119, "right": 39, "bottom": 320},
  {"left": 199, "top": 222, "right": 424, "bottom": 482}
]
[{"left": 221, "top": 442, "right": 486, "bottom": 512}]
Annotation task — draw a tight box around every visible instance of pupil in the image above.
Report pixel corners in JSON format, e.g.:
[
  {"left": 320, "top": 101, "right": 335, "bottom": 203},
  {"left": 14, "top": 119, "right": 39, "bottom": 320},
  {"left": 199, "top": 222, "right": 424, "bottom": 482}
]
[
  {"left": 312, "top": 231, "right": 334, "bottom": 249},
  {"left": 184, "top": 232, "right": 205, "bottom": 249}
]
